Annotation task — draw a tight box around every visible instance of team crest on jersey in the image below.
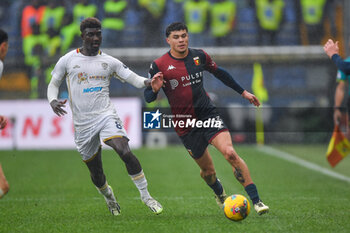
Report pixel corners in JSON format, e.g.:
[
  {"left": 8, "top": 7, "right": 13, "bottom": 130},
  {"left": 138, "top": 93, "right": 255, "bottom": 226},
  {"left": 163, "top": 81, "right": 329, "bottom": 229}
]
[
  {"left": 169, "top": 79, "right": 179, "bottom": 90},
  {"left": 77, "top": 72, "right": 89, "bottom": 84},
  {"left": 101, "top": 63, "right": 108, "bottom": 70},
  {"left": 193, "top": 57, "right": 200, "bottom": 66}
]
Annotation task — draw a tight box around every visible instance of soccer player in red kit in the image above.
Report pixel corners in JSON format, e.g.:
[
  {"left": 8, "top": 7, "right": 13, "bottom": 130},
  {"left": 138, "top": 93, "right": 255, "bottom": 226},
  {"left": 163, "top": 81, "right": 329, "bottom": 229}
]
[{"left": 144, "top": 22, "right": 269, "bottom": 215}]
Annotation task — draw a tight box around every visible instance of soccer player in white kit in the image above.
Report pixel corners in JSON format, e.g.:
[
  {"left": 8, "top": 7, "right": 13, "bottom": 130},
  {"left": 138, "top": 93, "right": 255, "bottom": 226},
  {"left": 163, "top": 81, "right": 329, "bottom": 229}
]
[
  {"left": 47, "top": 18, "right": 163, "bottom": 215},
  {"left": 0, "top": 28, "right": 9, "bottom": 199}
]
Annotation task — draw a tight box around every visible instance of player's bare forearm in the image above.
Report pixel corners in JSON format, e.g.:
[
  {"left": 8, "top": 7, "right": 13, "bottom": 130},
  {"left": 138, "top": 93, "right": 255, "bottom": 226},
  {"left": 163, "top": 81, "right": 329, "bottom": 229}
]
[
  {"left": 50, "top": 99, "right": 68, "bottom": 117},
  {"left": 241, "top": 90, "right": 260, "bottom": 107}
]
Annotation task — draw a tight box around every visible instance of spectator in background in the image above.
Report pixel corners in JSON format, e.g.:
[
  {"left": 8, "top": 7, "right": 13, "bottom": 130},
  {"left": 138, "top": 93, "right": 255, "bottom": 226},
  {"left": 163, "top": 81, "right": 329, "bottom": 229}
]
[
  {"left": 101, "top": 0, "right": 128, "bottom": 48},
  {"left": 40, "top": 0, "right": 65, "bottom": 34},
  {"left": 43, "top": 27, "right": 62, "bottom": 96},
  {"left": 73, "top": 0, "right": 97, "bottom": 24},
  {"left": 210, "top": 0, "right": 236, "bottom": 47},
  {"left": 297, "top": 0, "right": 327, "bottom": 45},
  {"left": 183, "top": 0, "right": 210, "bottom": 47},
  {"left": 137, "top": 0, "right": 167, "bottom": 47},
  {"left": 21, "top": 0, "right": 46, "bottom": 38},
  {"left": 22, "top": 22, "right": 49, "bottom": 98},
  {"left": 250, "top": 0, "right": 285, "bottom": 46},
  {"left": 323, "top": 0, "right": 343, "bottom": 41},
  {"left": 60, "top": 13, "right": 81, "bottom": 54},
  {"left": 0, "top": 0, "right": 11, "bottom": 28}
]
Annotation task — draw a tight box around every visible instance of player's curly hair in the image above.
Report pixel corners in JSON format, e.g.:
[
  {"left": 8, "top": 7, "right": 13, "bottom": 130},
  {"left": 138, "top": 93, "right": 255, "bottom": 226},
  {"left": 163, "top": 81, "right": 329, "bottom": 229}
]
[
  {"left": 0, "top": 29, "right": 8, "bottom": 44},
  {"left": 80, "top": 17, "right": 101, "bottom": 33},
  {"left": 165, "top": 22, "right": 188, "bottom": 37}
]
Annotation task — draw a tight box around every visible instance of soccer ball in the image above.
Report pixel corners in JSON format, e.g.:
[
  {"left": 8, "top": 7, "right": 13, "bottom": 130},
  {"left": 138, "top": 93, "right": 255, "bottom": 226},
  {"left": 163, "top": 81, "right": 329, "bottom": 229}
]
[{"left": 223, "top": 194, "right": 251, "bottom": 221}]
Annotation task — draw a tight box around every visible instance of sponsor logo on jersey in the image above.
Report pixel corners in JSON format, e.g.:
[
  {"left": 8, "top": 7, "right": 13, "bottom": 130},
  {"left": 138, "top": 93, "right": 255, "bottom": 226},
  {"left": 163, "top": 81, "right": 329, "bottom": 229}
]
[
  {"left": 167, "top": 65, "right": 176, "bottom": 70},
  {"left": 101, "top": 63, "right": 108, "bottom": 70},
  {"left": 169, "top": 79, "right": 179, "bottom": 90},
  {"left": 193, "top": 57, "right": 200, "bottom": 66},
  {"left": 78, "top": 72, "right": 107, "bottom": 84},
  {"left": 73, "top": 65, "right": 80, "bottom": 69},
  {"left": 83, "top": 87, "right": 103, "bottom": 93},
  {"left": 180, "top": 72, "right": 203, "bottom": 87}
]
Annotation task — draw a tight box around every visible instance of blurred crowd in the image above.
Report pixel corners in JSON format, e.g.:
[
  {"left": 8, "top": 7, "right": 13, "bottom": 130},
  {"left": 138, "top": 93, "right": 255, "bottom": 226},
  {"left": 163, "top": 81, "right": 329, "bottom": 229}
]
[{"left": 0, "top": 0, "right": 344, "bottom": 99}]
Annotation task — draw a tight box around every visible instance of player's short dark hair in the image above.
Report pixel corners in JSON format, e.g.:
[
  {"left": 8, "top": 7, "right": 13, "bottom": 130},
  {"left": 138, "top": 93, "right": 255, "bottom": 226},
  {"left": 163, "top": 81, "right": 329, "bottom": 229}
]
[
  {"left": 80, "top": 17, "right": 101, "bottom": 33},
  {"left": 0, "top": 29, "right": 8, "bottom": 44},
  {"left": 165, "top": 22, "right": 188, "bottom": 37}
]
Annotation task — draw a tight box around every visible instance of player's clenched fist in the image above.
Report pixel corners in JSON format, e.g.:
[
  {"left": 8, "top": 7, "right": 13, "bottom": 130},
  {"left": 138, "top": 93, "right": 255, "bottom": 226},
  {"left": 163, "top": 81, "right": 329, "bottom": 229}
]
[{"left": 0, "top": 115, "right": 7, "bottom": 129}]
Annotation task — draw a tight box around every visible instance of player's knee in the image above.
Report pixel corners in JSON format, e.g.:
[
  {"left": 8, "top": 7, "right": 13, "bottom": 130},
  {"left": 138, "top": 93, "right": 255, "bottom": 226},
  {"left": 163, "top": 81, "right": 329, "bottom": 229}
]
[
  {"left": 223, "top": 147, "right": 238, "bottom": 163},
  {"left": 113, "top": 143, "right": 131, "bottom": 159}
]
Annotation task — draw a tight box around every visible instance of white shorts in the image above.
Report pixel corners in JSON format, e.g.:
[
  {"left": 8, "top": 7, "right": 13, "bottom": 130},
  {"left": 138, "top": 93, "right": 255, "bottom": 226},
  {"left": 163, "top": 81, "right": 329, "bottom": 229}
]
[{"left": 74, "top": 115, "right": 128, "bottom": 162}]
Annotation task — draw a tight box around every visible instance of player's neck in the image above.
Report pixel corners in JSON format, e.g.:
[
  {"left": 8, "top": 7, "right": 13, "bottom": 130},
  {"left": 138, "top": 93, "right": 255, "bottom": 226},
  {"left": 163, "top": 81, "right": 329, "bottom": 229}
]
[
  {"left": 170, "top": 49, "right": 188, "bottom": 59},
  {"left": 79, "top": 47, "right": 99, "bottom": 56}
]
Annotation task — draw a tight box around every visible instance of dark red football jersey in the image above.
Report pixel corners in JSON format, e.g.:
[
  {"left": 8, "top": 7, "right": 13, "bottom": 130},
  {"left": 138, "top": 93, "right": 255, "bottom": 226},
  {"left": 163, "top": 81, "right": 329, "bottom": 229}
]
[{"left": 149, "top": 48, "right": 220, "bottom": 136}]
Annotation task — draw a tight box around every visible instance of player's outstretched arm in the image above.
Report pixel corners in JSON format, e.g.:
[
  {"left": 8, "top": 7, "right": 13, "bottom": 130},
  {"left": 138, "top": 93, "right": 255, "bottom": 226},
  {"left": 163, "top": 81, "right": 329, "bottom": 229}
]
[
  {"left": 241, "top": 90, "right": 260, "bottom": 107},
  {"left": 50, "top": 99, "right": 67, "bottom": 117},
  {"left": 324, "top": 39, "right": 350, "bottom": 74},
  {"left": 144, "top": 72, "right": 165, "bottom": 103},
  {"left": 212, "top": 67, "right": 244, "bottom": 94}
]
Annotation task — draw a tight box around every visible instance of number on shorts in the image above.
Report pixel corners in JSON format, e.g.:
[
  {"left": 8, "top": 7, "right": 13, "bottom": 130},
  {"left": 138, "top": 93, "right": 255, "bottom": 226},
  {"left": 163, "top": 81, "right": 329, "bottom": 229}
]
[{"left": 115, "top": 121, "right": 122, "bottom": 129}]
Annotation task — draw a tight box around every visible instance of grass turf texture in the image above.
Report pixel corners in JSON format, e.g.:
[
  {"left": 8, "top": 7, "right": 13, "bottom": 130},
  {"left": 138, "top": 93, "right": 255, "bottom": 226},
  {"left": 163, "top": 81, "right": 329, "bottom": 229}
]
[{"left": 0, "top": 144, "right": 349, "bottom": 233}]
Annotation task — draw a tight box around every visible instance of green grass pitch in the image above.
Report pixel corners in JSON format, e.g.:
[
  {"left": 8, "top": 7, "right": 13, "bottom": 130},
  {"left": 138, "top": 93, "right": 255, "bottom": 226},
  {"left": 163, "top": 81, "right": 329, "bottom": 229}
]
[{"left": 1, "top": 144, "right": 349, "bottom": 233}]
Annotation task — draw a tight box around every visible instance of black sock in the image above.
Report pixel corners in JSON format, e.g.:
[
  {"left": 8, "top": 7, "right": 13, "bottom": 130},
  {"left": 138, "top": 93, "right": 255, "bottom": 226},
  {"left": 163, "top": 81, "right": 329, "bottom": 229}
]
[
  {"left": 208, "top": 178, "right": 224, "bottom": 196},
  {"left": 244, "top": 183, "right": 260, "bottom": 205}
]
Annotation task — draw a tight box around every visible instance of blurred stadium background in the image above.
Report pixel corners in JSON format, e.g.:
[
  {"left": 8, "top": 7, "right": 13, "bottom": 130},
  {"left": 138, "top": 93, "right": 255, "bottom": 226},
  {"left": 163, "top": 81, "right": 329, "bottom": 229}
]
[{"left": 1, "top": 0, "right": 350, "bottom": 148}]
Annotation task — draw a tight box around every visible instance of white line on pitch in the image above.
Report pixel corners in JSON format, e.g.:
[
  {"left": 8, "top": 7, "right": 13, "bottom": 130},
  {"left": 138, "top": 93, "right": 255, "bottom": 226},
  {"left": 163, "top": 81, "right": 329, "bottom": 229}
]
[{"left": 256, "top": 145, "right": 350, "bottom": 184}]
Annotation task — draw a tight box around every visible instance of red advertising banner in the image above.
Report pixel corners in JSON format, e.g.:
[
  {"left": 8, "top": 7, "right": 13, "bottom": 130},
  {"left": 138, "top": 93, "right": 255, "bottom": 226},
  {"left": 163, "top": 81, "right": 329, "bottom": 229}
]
[{"left": 0, "top": 98, "right": 142, "bottom": 150}]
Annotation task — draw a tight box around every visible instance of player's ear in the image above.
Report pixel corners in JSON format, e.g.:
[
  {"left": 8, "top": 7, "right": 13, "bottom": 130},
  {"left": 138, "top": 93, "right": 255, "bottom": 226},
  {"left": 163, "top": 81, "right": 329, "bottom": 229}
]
[
  {"left": 0, "top": 42, "right": 6, "bottom": 59},
  {"left": 166, "top": 37, "right": 170, "bottom": 45}
]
